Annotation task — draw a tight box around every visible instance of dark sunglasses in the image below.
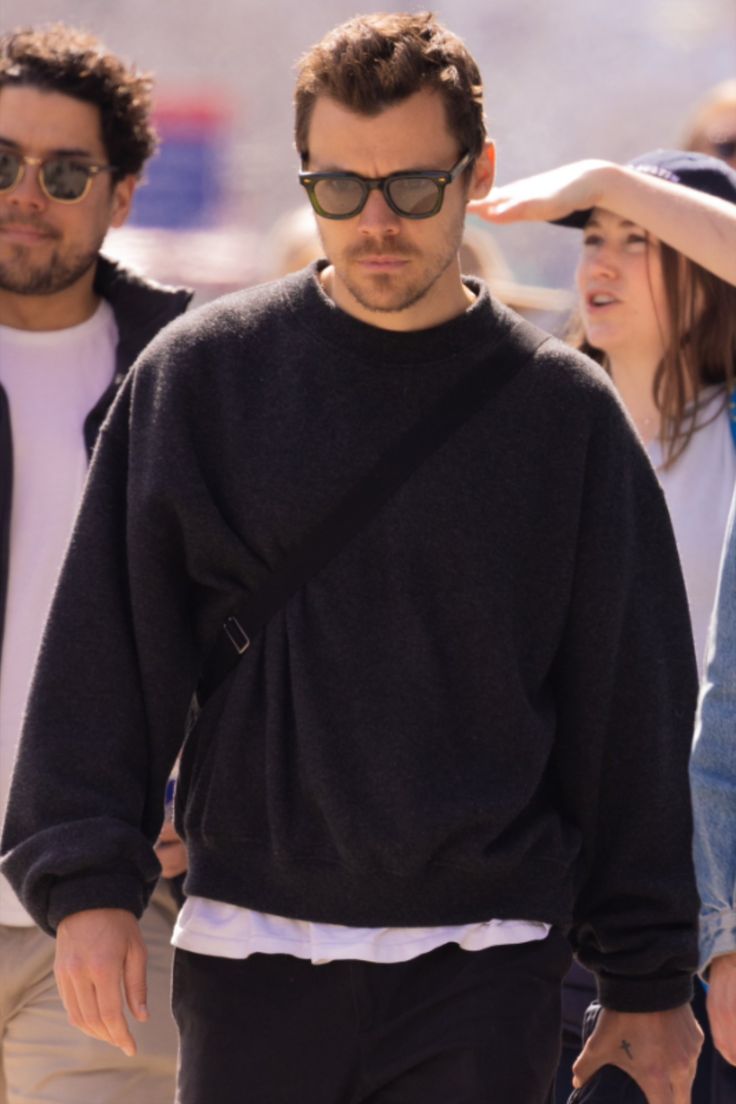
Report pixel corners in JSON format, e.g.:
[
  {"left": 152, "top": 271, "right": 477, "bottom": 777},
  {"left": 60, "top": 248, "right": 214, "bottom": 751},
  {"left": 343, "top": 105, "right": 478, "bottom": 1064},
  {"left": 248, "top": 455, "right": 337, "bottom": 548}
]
[
  {"left": 299, "top": 150, "right": 473, "bottom": 220},
  {"left": 712, "top": 138, "right": 736, "bottom": 162},
  {"left": 0, "top": 149, "right": 116, "bottom": 203}
]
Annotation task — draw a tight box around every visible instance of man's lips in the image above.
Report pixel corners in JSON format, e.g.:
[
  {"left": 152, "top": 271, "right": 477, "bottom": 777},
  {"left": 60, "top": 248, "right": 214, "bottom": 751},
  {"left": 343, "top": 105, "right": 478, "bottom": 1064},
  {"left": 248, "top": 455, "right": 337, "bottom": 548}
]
[
  {"left": 0, "top": 223, "right": 56, "bottom": 244},
  {"left": 355, "top": 255, "right": 410, "bottom": 269}
]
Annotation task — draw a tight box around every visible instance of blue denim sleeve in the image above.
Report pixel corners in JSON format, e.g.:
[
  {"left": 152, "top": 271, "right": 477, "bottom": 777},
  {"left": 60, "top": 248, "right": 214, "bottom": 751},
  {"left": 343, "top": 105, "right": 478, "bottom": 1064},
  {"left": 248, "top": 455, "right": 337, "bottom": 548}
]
[{"left": 691, "top": 485, "right": 736, "bottom": 975}]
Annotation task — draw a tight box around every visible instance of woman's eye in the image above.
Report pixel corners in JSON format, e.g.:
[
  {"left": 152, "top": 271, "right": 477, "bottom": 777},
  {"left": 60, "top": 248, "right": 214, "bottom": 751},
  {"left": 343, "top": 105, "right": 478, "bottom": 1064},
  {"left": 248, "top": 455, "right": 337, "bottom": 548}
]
[{"left": 582, "top": 235, "right": 603, "bottom": 247}]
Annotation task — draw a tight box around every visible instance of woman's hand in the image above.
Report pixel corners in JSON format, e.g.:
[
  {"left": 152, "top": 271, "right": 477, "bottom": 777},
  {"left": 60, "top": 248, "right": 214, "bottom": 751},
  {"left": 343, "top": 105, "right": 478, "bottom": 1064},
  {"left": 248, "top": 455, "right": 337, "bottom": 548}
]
[
  {"left": 469, "top": 157, "right": 736, "bottom": 285},
  {"left": 468, "top": 160, "right": 614, "bottom": 225}
]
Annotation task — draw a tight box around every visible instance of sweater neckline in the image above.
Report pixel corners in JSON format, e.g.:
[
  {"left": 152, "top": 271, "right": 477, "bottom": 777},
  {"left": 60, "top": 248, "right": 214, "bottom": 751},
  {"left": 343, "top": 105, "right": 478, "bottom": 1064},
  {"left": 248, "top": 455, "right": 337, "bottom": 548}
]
[{"left": 284, "top": 261, "right": 512, "bottom": 367}]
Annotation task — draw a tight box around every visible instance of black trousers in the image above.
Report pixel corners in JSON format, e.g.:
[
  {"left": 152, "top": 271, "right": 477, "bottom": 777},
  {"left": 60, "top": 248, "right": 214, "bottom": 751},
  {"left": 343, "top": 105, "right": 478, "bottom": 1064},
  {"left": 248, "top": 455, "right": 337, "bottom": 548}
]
[{"left": 172, "top": 928, "right": 572, "bottom": 1104}]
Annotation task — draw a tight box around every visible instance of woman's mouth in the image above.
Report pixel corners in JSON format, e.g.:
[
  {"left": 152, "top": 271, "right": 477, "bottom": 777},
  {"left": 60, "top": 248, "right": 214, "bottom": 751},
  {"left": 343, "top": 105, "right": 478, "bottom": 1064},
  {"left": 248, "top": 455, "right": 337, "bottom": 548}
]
[{"left": 586, "top": 292, "right": 620, "bottom": 309}]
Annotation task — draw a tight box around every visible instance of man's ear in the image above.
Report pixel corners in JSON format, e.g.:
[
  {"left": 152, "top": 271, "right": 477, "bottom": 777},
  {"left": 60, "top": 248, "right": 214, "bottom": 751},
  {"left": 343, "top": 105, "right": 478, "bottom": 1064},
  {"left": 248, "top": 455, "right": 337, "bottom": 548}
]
[
  {"left": 109, "top": 174, "right": 137, "bottom": 229},
  {"left": 468, "top": 142, "right": 495, "bottom": 201}
]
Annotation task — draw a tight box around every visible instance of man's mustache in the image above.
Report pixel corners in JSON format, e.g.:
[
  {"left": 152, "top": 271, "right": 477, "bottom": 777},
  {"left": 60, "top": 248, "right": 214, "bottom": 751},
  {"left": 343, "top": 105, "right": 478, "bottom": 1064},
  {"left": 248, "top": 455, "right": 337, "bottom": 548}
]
[
  {"left": 346, "top": 242, "right": 418, "bottom": 260},
  {"left": 0, "top": 215, "right": 60, "bottom": 238}
]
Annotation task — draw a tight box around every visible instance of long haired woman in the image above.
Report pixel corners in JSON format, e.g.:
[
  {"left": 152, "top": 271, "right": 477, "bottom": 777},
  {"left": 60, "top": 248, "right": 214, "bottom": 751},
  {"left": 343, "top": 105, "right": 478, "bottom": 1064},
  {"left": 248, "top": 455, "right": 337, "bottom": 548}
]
[{"left": 470, "top": 150, "right": 736, "bottom": 1101}]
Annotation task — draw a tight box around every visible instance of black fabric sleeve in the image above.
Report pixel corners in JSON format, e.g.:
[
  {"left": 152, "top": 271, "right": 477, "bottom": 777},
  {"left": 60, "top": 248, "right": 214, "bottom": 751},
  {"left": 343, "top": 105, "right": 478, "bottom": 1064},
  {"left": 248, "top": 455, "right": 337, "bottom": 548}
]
[
  {"left": 0, "top": 343, "right": 214, "bottom": 934},
  {"left": 550, "top": 392, "right": 700, "bottom": 1012}
]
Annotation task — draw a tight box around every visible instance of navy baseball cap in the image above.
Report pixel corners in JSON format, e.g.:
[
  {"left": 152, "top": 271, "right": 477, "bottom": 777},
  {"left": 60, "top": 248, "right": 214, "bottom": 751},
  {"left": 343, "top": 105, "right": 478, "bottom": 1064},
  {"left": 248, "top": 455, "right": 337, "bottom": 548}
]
[{"left": 554, "top": 148, "right": 736, "bottom": 229}]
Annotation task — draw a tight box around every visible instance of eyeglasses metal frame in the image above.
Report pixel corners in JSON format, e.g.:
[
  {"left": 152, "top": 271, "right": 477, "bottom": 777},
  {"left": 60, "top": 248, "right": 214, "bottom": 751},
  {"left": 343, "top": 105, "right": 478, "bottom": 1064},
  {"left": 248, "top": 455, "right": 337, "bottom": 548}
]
[
  {"left": 0, "top": 150, "right": 117, "bottom": 204},
  {"left": 299, "top": 150, "right": 474, "bottom": 220}
]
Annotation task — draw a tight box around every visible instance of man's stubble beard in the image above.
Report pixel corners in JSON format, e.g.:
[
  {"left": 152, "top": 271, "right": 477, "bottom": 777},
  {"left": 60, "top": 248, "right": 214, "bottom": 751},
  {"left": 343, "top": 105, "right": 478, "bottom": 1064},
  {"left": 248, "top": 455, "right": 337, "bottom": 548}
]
[
  {"left": 0, "top": 239, "right": 101, "bottom": 296},
  {"left": 340, "top": 254, "right": 455, "bottom": 314},
  {"left": 322, "top": 212, "right": 465, "bottom": 315}
]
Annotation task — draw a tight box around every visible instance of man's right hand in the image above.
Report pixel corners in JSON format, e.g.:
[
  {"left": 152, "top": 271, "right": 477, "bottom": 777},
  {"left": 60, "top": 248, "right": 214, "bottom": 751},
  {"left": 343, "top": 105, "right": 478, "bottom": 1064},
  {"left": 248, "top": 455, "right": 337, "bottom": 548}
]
[
  {"left": 707, "top": 952, "right": 736, "bottom": 1065},
  {"left": 55, "top": 907, "right": 148, "bottom": 1057}
]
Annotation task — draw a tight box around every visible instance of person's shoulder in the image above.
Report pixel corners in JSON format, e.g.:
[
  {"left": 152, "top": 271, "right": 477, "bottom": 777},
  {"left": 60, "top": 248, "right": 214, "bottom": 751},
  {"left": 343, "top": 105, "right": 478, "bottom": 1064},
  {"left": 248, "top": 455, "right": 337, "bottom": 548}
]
[
  {"left": 481, "top": 302, "right": 636, "bottom": 450},
  {"left": 526, "top": 332, "right": 616, "bottom": 406},
  {"left": 517, "top": 329, "right": 639, "bottom": 445},
  {"left": 130, "top": 271, "right": 306, "bottom": 381},
  {"left": 481, "top": 296, "right": 614, "bottom": 409},
  {"left": 154, "top": 272, "right": 299, "bottom": 345},
  {"left": 95, "top": 254, "right": 192, "bottom": 321}
]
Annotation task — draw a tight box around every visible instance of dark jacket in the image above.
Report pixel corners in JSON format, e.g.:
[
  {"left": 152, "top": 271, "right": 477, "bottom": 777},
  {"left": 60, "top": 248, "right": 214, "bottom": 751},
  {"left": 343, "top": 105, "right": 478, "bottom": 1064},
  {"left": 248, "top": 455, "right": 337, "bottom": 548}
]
[
  {"left": 0, "top": 255, "right": 192, "bottom": 661},
  {"left": 1, "top": 265, "right": 700, "bottom": 1013}
]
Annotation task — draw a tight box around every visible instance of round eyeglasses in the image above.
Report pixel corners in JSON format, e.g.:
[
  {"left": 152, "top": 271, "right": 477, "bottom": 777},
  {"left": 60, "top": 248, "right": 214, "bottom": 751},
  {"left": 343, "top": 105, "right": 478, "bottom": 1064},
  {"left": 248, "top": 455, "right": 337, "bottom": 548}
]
[
  {"left": 0, "top": 150, "right": 117, "bottom": 204},
  {"left": 299, "top": 151, "right": 473, "bottom": 220}
]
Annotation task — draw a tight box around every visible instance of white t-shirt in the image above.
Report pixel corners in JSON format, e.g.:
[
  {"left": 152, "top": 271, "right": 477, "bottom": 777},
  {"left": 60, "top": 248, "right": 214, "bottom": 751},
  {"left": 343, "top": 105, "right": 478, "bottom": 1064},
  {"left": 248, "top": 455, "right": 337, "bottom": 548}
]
[
  {"left": 0, "top": 301, "right": 117, "bottom": 925},
  {"left": 172, "top": 899, "right": 550, "bottom": 964},
  {"left": 649, "top": 389, "right": 736, "bottom": 676}
]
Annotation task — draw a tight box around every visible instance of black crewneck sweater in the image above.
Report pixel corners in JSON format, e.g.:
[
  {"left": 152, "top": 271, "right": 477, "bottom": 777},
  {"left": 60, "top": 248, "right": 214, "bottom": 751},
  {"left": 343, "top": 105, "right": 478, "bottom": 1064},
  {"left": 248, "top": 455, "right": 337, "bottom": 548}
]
[{"left": 2, "top": 264, "right": 699, "bottom": 1011}]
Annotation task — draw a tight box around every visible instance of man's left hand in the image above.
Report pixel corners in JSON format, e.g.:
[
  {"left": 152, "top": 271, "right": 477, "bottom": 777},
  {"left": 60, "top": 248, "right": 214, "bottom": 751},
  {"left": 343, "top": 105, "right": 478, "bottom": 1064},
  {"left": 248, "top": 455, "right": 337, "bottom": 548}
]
[
  {"left": 572, "top": 1005, "right": 703, "bottom": 1103},
  {"left": 154, "top": 820, "right": 187, "bottom": 879}
]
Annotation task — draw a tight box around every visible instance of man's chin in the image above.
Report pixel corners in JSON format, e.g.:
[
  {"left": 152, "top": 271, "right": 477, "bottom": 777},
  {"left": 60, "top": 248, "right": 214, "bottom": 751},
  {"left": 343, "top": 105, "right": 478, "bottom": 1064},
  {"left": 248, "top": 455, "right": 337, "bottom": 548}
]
[
  {"left": 0, "top": 253, "right": 97, "bottom": 297},
  {"left": 343, "top": 273, "right": 428, "bottom": 315}
]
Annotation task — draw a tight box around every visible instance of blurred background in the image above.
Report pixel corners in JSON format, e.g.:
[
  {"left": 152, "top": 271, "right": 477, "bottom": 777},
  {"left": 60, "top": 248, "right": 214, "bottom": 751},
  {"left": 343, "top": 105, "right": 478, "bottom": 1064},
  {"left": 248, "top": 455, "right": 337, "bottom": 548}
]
[{"left": 5, "top": 0, "right": 735, "bottom": 316}]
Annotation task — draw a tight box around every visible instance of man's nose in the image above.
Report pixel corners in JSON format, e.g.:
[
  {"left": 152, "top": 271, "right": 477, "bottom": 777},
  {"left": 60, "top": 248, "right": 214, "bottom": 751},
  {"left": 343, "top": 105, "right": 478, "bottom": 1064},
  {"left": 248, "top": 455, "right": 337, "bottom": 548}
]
[{"left": 357, "top": 187, "right": 402, "bottom": 235}]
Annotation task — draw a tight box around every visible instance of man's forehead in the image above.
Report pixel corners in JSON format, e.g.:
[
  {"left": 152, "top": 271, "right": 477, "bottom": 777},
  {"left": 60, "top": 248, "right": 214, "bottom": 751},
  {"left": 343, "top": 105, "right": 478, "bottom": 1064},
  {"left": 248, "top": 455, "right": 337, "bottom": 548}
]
[
  {"left": 0, "top": 84, "right": 105, "bottom": 154},
  {"left": 305, "top": 90, "right": 457, "bottom": 169}
]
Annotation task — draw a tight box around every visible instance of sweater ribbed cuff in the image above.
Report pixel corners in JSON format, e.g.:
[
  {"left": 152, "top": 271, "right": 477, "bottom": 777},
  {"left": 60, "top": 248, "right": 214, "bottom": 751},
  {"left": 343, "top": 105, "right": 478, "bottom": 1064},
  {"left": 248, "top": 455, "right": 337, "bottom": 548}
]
[
  {"left": 597, "top": 972, "right": 694, "bottom": 1012},
  {"left": 47, "top": 872, "right": 148, "bottom": 936}
]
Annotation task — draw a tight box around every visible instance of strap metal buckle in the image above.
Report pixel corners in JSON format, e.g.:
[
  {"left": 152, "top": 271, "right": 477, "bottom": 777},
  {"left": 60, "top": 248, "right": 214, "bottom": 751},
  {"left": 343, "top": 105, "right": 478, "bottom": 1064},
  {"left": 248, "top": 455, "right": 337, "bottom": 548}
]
[{"left": 223, "top": 616, "right": 251, "bottom": 655}]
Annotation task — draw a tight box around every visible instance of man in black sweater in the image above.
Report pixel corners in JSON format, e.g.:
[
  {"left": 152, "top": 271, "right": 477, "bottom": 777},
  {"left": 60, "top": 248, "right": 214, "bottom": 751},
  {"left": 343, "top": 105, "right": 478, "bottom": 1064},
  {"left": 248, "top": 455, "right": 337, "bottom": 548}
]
[{"left": 1, "top": 14, "right": 703, "bottom": 1103}]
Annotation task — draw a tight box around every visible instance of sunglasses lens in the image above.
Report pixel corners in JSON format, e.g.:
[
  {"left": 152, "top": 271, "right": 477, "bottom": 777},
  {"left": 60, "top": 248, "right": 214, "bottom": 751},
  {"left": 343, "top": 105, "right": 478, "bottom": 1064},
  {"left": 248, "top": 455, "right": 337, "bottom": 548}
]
[
  {"left": 387, "top": 176, "right": 442, "bottom": 217},
  {"left": 41, "top": 158, "right": 91, "bottom": 201},
  {"left": 0, "top": 150, "right": 21, "bottom": 192},
  {"left": 713, "top": 140, "right": 736, "bottom": 161},
  {"left": 312, "top": 177, "right": 365, "bottom": 217}
]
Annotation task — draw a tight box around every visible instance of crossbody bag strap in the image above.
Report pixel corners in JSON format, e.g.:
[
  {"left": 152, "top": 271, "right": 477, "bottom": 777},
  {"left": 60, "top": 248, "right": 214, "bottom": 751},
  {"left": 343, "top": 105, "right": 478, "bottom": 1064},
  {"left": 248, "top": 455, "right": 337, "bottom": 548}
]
[{"left": 197, "top": 318, "right": 551, "bottom": 703}]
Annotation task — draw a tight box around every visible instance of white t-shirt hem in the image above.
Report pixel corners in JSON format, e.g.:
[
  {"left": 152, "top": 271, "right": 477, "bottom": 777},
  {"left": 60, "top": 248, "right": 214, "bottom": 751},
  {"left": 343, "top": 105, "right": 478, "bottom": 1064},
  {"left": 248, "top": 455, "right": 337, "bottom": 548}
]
[{"left": 172, "top": 896, "right": 551, "bottom": 964}]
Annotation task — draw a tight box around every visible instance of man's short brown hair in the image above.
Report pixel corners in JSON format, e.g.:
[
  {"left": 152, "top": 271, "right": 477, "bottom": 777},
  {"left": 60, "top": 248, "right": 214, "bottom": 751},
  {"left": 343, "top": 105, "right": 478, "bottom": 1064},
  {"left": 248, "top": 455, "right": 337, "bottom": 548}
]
[
  {"left": 294, "top": 12, "right": 486, "bottom": 165},
  {"left": 0, "top": 24, "right": 157, "bottom": 180}
]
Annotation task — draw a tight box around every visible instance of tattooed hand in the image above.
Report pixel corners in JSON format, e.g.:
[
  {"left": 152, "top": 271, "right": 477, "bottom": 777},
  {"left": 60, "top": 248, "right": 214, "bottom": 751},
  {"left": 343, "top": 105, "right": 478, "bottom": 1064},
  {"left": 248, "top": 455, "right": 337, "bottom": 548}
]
[{"left": 572, "top": 1005, "right": 703, "bottom": 1103}]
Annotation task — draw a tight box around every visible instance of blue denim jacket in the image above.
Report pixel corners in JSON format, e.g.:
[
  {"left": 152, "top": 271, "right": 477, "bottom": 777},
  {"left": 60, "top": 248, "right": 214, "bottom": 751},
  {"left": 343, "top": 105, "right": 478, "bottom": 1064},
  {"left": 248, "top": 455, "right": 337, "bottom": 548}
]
[{"left": 691, "top": 485, "right": 736, "bottom": 974}]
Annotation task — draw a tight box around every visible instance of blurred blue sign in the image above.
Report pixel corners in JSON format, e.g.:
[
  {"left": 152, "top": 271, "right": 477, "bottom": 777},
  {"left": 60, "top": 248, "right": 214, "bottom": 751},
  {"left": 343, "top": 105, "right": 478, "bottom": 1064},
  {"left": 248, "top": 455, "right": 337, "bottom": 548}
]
[{"left": 130, "top": 96, "right": 232, "bottom": 229}]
